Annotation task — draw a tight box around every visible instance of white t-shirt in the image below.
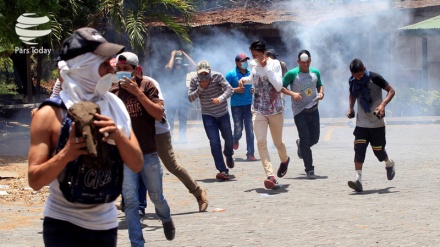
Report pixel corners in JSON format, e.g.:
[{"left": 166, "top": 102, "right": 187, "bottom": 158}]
[{"left": 145, "top": 76, "right": 171, "bottom": 135}]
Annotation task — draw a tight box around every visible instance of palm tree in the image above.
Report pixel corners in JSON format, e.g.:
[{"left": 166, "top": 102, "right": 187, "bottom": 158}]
[
  {"left": 0, "top": 0, "right": 101, "bottom": 100},
  {"left": 95, "top": 0, "right": 194, "bottom": 56}
]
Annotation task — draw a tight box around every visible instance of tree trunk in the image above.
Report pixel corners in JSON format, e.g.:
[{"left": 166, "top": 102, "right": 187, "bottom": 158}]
[
  {"left": 9, "top": 52, "right": 27, "bottom": 97},
  {"left": 36, "top": 53, "right": 42, "bottom": 101},
  {"left": 26, "top": 52, "right": 33, "bottom": 103}
]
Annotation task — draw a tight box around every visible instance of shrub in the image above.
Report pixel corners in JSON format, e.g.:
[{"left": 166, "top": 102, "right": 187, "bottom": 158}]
[
  {"left": 389, "top": 88, "right": 440, "bottom": 116},
  {"left": 0, "top": 81, "right": 17, "bottom": 95}
]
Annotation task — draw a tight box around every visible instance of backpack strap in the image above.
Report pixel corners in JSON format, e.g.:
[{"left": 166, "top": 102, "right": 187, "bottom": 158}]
[
  {"left": 38, "top": 95, "right": 67, "bottom": 110},
  {"left": 44, "top": 97, "right": 124, "bottom": 204}
]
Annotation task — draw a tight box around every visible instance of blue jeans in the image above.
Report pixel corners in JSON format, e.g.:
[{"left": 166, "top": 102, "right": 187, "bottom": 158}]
[
  {"left": 202, "top": 113, "right": 234, "bottom": 173},
  {"left": 138, "top": 176, "right": 147, "bottom": 214},
  {"left": 231, "top": 104, "right": 255, "bottom": 156},
  {"left": 120, "top": 176, "right": 147, "bottom": 214},
  {"left": 123, "top": 152, "right": 172, "bottom": 247},
  {"left": 294, "top": 108, "right": 320, "bottom": 173}
]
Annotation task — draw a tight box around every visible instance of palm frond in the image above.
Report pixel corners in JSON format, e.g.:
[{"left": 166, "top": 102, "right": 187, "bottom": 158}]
[
  {"left": 96, "top": 0, "right": 125, "bottom": 29},
  {"left": 125, "top": 9, "right": 149, "bottom": 53},
  {"left": 46, "top": 13, "right": 64, "bottom": 50}
]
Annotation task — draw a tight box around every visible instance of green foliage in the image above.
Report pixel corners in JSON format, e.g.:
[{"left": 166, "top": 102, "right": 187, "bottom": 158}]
[
  {"left": 96, "top": 0, "right": 195, "bottom": 53},
  {"left": 0, "top": 57, "right": 14, "bottom": 84},
  {"left": 145, "top": 0, "right": 194, "bottom": 43},
  {"left": 50, "top": 69, "right": 59, "bottom": 81},
  {"left": 125, "top": 7, "right": 149, "bottom": 53},
  {"left": 389, "top": 88, "right": 440, "bottom": 116},
  {"left": 0, "top": 81, "right": 17, "bottom": 95}
]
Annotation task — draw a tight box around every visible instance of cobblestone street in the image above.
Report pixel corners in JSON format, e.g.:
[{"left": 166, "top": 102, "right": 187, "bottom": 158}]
[{"left": 1, "top": 118, "right": 439, "bottom": 246}]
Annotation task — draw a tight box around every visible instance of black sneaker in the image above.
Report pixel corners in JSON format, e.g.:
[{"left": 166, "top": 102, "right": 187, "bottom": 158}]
[
  {"left": 277, "top": 157, "right": 290, "bottom": 178},
  {"left": 264, "top": 176, "right": 280, "bottom": 190},
  {"left": 306, "top": 170, "right": 316, "bottom": 179},
  {"left": 163, "top": 219, "right": 175, "bottom": 241},
  {"left": 226, "top": 156, "right": 235, "bottom": 168},
  {"left": 216, "top": 171, "right": 230, "bottom": 180},
  {"left": 386, "top": 160, "right": 395, "bottom": 180},
  {"left": 296, "top": 139, "right": 302, "bottom": 159},
  {"left": 348, "top": 180, "right": 363, "bottom": 192}
]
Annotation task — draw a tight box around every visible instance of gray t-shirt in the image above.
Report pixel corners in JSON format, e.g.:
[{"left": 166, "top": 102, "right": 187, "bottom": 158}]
[
  {"left": 351, "top": 71, "right": 388, "bottom": 128},
  {"left": 188, "top": 71, "right": 233, "bottom": 117},
  {"left": 282, "top": 67, "right": 323, "bottom": 116}
]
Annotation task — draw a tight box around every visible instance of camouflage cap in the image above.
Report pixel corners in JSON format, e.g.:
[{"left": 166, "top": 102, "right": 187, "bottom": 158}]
[{"left": 196, "top": 60, "right": 211, "bottom": 74}]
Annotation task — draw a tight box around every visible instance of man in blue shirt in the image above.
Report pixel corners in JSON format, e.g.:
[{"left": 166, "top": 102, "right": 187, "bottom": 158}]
[{"left": 225, "top": 54, "right": 257, "bottom": 161}]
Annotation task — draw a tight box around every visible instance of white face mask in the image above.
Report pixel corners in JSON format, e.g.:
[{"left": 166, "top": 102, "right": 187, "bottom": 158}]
[{"left": 96, "top": 73, "right": 118, "bottom": 96}]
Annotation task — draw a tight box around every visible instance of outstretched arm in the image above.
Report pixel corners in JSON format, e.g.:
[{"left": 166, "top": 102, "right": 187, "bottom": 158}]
[
  {"left": 181, "top": 50, "right": 197, "bottom": 71},
  {"left": 165, "top": 50, "right": 177, "bottom": 71}
]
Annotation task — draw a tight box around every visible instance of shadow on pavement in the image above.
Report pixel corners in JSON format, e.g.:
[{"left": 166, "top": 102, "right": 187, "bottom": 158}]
[
  {"left": 234, "top": 157, "right": 260, "bottom": 162},
  {"left": 197, "top": 174, "right": 237, "bottom": 183},
  {"left": 171, "top": 211, "right": 203, "bottom": 216},
  {"left": 118, "top": 213, "right": 161, "bottom": 230},
  {"left": 288, "top": 175, "right": 329, "bottom": 180},
  {"left": 244, "top": 184, "right": 290, "bottom": 194},
  {"left": 348, "top": 187, "right": 398, "bottom": 195}
]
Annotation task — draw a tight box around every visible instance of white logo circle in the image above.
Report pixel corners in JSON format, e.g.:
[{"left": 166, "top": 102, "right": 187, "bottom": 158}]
[{"left": 15, "top": 13, "right": 51, "bottom": 45}]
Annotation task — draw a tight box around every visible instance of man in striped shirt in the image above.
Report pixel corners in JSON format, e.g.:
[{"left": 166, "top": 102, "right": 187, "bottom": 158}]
[{"left": 188, "top": 60, "right": 235, "bottom": 180}]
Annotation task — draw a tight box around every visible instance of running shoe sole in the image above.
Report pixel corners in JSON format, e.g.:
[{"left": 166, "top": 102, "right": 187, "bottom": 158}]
[
  {"left": 347, "top": 181, "right": 363, "bottom": 192},
  {"left": 264, "top": 179, "right": 280, "bottom": 190},
  {"left": 216, "top": 173, "right": 230, "bottom": 180}
]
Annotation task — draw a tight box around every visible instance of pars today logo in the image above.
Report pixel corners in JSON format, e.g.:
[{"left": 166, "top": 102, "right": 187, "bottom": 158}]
[{"left": 14, "top": 13, "right": 52, "bottom": 55}]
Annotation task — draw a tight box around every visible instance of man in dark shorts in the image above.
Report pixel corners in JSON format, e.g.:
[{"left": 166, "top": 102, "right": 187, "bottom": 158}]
[{"left": 346, "top": 58, "right": 396, "bottom": 192}]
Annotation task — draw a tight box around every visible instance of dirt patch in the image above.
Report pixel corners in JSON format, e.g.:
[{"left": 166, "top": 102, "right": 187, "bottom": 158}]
[
  {"left": 0, "top": 155, "right": 28, "bottom": 165},
  {"left": 0, "top": 159, "right": 48, "bottom": 205}
]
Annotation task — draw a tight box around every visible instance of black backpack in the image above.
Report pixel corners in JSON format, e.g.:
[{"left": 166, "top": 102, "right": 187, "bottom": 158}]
[{"left": 39, "top": 97, "right": 124, "bottom": 204}]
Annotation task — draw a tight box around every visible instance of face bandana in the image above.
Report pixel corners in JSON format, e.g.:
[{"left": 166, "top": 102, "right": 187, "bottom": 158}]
[
  {"left": 59, "top": 53, "right": 132, "bottom": 140},
  {"left": 253, "top": 58, "right": 263, "bottom": 66},
  {"left": 198, "top": 73, "right": 210, "bottom": 81},
  {"left": 116, "top": 71, "right": 132, "bottom": 81},
  {"left": 241, "top": 61, "right": 249, "bottom": 69},
  {"left": 96, "top": 73, "right": 119, "bottom": 96}
]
